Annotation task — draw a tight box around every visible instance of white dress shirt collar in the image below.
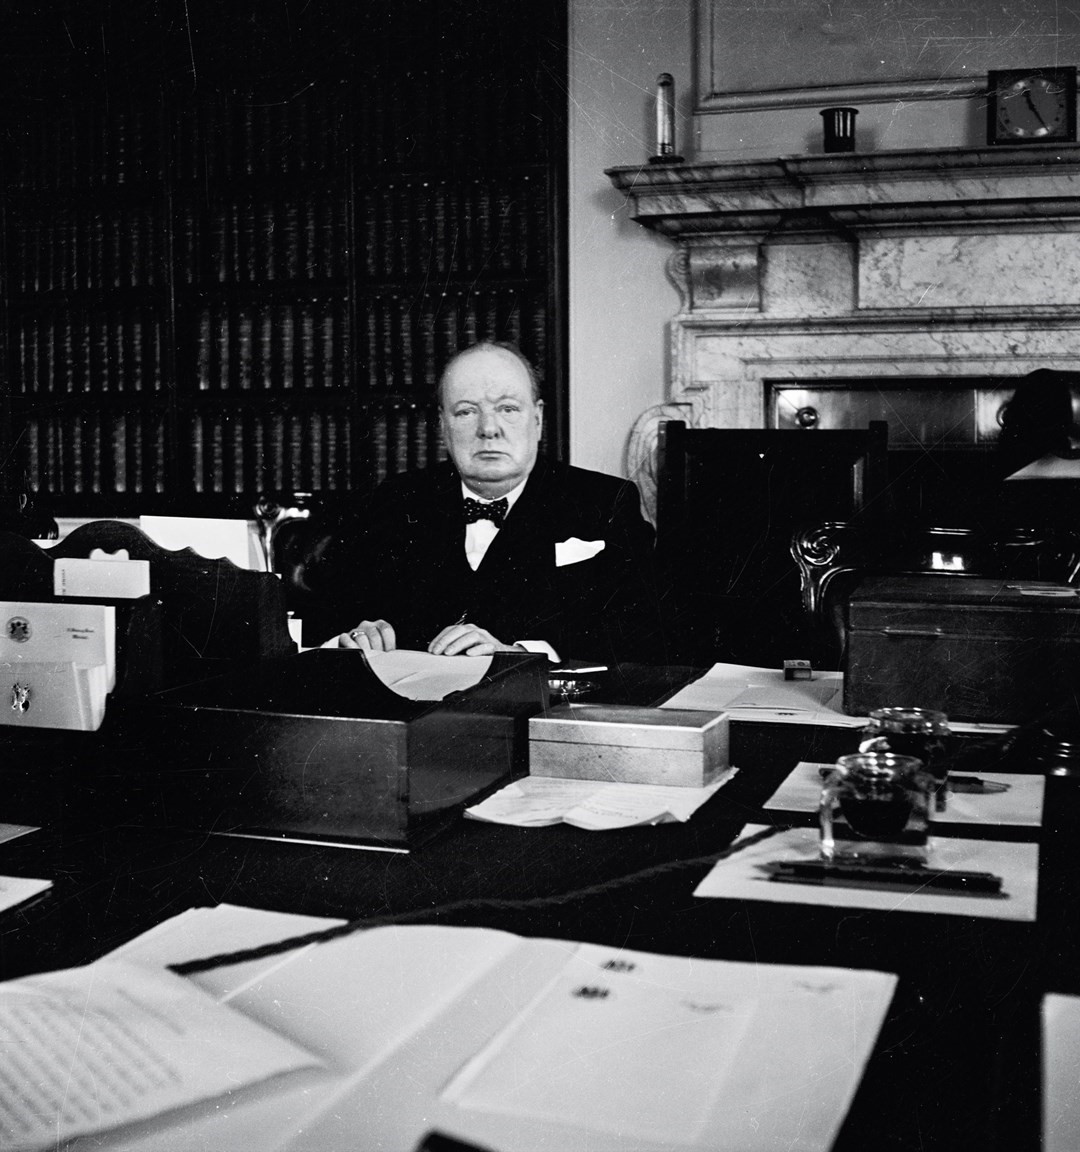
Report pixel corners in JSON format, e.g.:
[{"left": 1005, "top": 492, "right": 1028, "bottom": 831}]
[{"left": 461, "top": 478, "right": 527, "bottom": 572}]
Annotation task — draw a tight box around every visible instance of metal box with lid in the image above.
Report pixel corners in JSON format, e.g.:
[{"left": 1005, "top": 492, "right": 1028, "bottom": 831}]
[
  {"left": 528, "top": 704, "right": 729, "bottom": 786},
  {"left": 844, "top": 575, "right": 1080, "bottom": 723}
]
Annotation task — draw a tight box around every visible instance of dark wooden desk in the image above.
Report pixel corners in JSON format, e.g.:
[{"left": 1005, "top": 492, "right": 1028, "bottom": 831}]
[{"left": 1, "top": 665, "right": 1076, "bottom": 1152}]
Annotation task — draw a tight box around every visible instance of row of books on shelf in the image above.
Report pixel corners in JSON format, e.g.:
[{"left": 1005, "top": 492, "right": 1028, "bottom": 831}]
[
  {"left": 6, "top": 68, "right": 550, "bottom": 193},
  {"left": 17, "top": 409, "right": 166, "bottom": 498},
  {"left": 10, "top": 287, "right": 548, "bottom": 397},
  {"left": 7, "top": 106, "right": 166, "bottom": 191},
  {"left": 354, "top": 288, "right": 549, "bottom": 394},
  {"left": 171, "top": 87, "right": 351, "bottom": 184},
  {"left": 174, "top": 198, "right": 350, "bottom": 287},
  {"left": 353, "top": 66, "right": 555, "bottom": 172},
  {"left": 15, "top": 403, "right": 445, "bottom": 497},
  {"left": 13, "top": 309, "right": 167, "bottom": 396},
  {"left": 191, "top": 302, "right": 351, "bottom": 393},
  {"left": 8, "top": 175, "right": 548, "bottom": 295},
  {"left": 186, "top": 408, "right": 441, "bottom": 494},
  {"left": 191, "top": 293, "right": 544, "bottom": 395},
  {"left": 8, "top": 205, "right": 169, "bottom": 295},
  {"left": 355, "top": 174, "right": 550, "bottom": 280},
  {"left": 7, "top": 92, "right": 349, "bottom": 193}
]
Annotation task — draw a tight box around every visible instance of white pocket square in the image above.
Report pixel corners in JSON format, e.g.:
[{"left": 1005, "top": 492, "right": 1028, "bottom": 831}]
[{"left": 555, "top": 537, "right": 606, "bottom": 567}]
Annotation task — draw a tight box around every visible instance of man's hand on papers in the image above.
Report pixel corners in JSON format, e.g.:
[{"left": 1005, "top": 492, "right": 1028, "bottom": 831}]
[
  {"left": 336, "top": 619, "right": 397, "bottom": 652},
  {"left": 428, "top": 622, "right": 524, "bottom": 657}
]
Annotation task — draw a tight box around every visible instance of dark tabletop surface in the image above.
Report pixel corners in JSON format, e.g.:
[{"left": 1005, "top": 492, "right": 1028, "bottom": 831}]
[{"left": 1, "top": 662, "right": 1078, "bottom": 1152}]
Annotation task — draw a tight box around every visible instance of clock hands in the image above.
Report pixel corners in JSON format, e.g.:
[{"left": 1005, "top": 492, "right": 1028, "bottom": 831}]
[{"left": 1024, "top": 88, "right": 1049, "bottom": 129}]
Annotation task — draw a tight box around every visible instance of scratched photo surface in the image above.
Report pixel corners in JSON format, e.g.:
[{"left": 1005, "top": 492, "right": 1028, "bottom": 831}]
[{"left": 1, "top": 2, "right": 1079, "bottom": 1152}]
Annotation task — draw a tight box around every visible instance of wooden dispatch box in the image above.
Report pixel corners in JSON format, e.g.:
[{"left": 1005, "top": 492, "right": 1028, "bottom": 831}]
[
  {"left": 845, "top": 574, "right": 1080, "bottom": 723},
  {"left": 111, "top": 648, "right": 550, "bottom": 848},
  {"left": 528, "top": 704, "right": 729, "bottom": 787}
]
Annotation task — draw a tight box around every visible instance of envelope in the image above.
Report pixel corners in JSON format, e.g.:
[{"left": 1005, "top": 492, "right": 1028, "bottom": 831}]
[
  {"left": 555, "top": 537, "right": 605, "bottom": 567},
  {"left": 0, "top": 661, "right": 108, "bottom": 731},
  {"left": 0, "top": 601, "right": 115, "bottom": 691}
]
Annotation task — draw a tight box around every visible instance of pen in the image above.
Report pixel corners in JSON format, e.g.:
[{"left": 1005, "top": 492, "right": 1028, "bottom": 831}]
[
  {"left": 763, "top": 859, "right": 1005, "bottom": 895},
  {"left": 948, "top": 775, "right": 1011, "bottom": 794}
]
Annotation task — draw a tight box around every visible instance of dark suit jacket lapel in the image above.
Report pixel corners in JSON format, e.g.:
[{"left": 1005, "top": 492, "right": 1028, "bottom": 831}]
[
  {"left": 420, "top": 463, "right": 470, "bottom": 573},
  {"left": 473, "top": 459, "right": 556, "bottom": 579}
]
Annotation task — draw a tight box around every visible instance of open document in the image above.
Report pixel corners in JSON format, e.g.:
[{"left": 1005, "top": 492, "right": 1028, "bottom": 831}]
[
  {"left": 0, "top": 961, "right": 321, "bottom": 1152},
  {"left": 10, "top": 907, "right": 898, "bottom": 1152},
  {"left": 364, "top": 649, "right": 492, "bottom": 701}
]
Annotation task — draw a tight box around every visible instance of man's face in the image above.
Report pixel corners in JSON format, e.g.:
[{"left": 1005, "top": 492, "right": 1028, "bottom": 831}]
[{"left": 441, "top": 348, "right": 543, "bottom": 498}]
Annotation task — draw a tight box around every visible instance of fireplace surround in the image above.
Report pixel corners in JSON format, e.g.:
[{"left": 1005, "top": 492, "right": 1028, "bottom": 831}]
[{"left": 607, "top": 145, "right": 1080, "bottom": 519}]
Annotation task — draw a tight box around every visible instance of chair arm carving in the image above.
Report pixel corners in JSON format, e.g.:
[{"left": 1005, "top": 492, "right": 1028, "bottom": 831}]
[{"left": 790, "top": 522, "right": 858, "bottom": 618}]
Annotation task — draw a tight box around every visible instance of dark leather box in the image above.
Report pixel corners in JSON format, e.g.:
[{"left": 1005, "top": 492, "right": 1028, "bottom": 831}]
[
  {"left": 844, "top": 575, "right": 1080, "bottom": 723},
  {"left": 113, "top": 648, "right": 550, "bottom": 848}
]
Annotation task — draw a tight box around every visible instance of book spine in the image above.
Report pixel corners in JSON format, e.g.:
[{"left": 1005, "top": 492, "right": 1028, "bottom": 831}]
[{"left": 191, "top": 414, "right": 204, "bottom": 493}]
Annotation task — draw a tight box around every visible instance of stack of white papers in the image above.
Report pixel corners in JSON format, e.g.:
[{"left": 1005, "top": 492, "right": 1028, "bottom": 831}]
[
  {"left": 0, "top": 601, "right": 116, "bottom": 730},
  {"left": 31, "top": 905, "right": 897, "bottom": 1152},
  {"left": 464, "top": 771, "right": 736, "bottom": 829}
]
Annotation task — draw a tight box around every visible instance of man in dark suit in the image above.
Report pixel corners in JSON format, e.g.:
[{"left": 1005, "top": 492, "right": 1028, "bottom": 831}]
[{"left": 317, "top": 342, "right": 663, "bottom": 663}]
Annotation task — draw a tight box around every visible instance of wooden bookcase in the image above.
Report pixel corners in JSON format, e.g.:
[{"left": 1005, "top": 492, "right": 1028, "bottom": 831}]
[{"left": 0, "top": 1, "right": 566, "bottom": 519}]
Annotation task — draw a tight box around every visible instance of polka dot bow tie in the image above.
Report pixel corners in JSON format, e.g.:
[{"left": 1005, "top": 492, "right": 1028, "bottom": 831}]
[{"left": 462, "top": 496, "right": 509, "bottom": 527}]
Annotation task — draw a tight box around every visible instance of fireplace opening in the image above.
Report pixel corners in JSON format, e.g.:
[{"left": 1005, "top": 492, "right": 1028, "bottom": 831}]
[{"left": 767, "top": 377, "right": 1032, "bottom": 524}]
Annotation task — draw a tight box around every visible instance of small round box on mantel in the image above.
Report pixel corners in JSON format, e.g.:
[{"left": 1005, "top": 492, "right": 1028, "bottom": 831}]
[{"left": 528, "top": 705, "right": 729, "bottom": 787}]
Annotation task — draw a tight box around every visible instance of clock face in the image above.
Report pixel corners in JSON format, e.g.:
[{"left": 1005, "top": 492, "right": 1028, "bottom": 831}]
[
  {"left": 989, "top": 68, "right": 1078, "bottom": 144},
  {"left": 998, "top": 76, "right": 1069, "bottom": 138}
]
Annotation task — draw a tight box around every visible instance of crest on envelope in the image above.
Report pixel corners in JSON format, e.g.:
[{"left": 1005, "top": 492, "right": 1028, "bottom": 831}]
[{"left": 5, "top": 616, "right": 31, "bottom": 643}]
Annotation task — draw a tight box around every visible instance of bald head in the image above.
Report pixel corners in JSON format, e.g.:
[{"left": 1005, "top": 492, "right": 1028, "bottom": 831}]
[{"left": 437, "top": 343, "right": 541, "bottom": 407}]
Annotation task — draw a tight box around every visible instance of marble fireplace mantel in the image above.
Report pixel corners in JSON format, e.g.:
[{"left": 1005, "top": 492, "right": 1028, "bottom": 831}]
[{"left": 606, "top": 145, "right": 1080, "bottom": 517}]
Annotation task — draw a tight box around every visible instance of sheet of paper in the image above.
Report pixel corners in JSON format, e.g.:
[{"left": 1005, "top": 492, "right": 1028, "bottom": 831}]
[
  {"left": 661, "top": 663, "right": 1014, "bottom": 734},
  {"left": 0, "top": 824, "right": 38, "bottom": 847},
  {"left": 443, "top": 946, "right": 755, "bottom": 1144},
  {"left": 106, "top": 903, "right": 348, "bottom": 983},
  {"left": 694, "top": 824, "right": 1039, "bottom": 921},
  {"left": 87, "top": 914, "right": 532, "bottom": 1152},
  {"left": 0, "top": 661, "right": 108, "bottom": 732},
  {"left": 765, "top": 762, "right": 1045, "bottom": 828},
  {"left": 464, "top": 771, "right": 736, "bottom": 829},
  {"left": 0, "top": 960, "right": 321, "bottom": 1152},
  {"left": 0, "top": 875, "right": 50, "bottom": 914},
  {"left": 1043, "top": 993, "right": 1080, "bottom": 1152},
  {"left": 363, "top": 649, "right": 492, "bottom": 701},
  {"left": 54, "top": 556, "right": 152, "bottom": 599},
  {"left": 661, "top": 664, "right": 864, "bottom": 727},
  {"left": 140, "top": 515, "right": 258, "bottom": 570},
  {"left": 442, "top": 940, "right": 897, "bottom": 1152}
]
